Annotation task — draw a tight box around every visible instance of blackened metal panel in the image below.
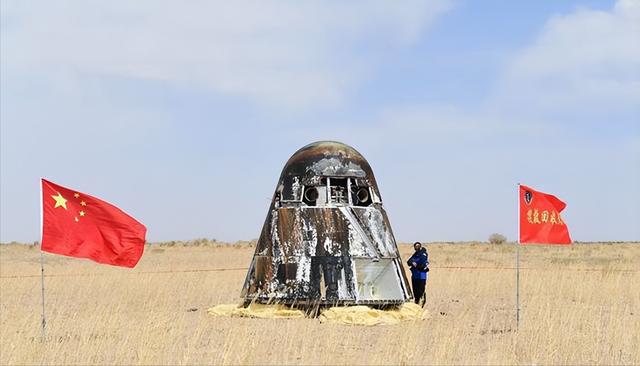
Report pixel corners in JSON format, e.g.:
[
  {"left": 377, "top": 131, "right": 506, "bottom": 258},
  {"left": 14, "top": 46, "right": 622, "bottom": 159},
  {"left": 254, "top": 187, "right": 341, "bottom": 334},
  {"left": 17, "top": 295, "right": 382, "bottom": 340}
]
[{"left": 309, "top": 256, "right": 356, "bottom": 303}]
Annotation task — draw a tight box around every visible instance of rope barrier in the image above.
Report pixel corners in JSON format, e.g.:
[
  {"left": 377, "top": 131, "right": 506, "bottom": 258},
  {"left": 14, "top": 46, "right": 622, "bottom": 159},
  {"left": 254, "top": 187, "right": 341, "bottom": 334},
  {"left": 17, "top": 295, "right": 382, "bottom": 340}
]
[
  {"left": 437, "top": 266, "right": 638, "bottom": 273},
  {"left": 2, "top": 265, "right": 636, "bottom": 279},
  {"left": 0, "top": 268, "right": 247, "bottom": 279}
]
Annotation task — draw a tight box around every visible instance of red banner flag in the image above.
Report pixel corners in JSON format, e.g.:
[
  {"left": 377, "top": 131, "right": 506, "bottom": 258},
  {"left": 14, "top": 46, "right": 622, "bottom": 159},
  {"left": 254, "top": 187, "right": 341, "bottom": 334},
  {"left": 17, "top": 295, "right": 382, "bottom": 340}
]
[
  {"left": 41, "top": 179, "right": 147, "bottom": 268},
  {"left": 519, "top": 184, "right": 571, "bottom": 244}
]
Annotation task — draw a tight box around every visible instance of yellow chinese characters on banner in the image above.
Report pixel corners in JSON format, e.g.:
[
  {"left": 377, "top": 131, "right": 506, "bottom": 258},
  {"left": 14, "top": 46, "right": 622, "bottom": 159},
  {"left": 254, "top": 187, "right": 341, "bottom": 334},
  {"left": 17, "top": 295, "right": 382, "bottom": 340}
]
[{"left": 525, "top": 208, "right": 565, "bottom": 226}]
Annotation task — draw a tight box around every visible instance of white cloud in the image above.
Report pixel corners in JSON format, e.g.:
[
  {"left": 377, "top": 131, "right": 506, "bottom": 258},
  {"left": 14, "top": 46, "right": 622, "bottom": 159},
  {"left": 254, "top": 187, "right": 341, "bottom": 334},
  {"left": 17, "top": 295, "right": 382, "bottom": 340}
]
[
  {"left": 364, "top": 1, "right": 640, "bottom": 148},
  {"left": 491, "top": 0, "right": 639, "bottom": 117},
  {"left": 1, "top": 1, "right": 453, "bottom": 109}
]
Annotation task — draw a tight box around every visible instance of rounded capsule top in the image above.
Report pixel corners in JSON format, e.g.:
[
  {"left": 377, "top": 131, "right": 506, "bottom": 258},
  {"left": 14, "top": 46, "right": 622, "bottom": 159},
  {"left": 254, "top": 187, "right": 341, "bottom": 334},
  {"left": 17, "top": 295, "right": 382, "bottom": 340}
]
[{"left": 278, "top": 141, "right": 380, "bottom": 201}]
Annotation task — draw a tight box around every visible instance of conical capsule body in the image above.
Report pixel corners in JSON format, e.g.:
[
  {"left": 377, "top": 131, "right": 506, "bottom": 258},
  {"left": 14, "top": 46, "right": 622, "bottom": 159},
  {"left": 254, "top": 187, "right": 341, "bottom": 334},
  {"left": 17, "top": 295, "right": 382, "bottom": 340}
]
[{"left": 240, "top": 141, "right": 412, "bottom": 306}]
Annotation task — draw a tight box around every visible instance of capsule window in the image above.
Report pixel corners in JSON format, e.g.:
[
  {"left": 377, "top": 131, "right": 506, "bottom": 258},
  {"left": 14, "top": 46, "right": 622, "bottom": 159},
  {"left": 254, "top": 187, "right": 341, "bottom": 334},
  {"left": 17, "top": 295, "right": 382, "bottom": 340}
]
[
  {"left": 353, "top": 186, "right": 372, "bottom": 206},
  {"left": 303, "top": 186, "right": 319, "bottom": 206}
]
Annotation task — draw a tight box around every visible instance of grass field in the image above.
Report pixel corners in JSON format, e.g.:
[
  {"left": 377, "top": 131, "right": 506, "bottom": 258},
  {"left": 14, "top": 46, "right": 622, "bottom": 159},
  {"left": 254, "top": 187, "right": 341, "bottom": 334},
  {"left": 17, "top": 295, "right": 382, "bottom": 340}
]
[{"left": 1, "top": 241, "right": 638, "bottom": 365}]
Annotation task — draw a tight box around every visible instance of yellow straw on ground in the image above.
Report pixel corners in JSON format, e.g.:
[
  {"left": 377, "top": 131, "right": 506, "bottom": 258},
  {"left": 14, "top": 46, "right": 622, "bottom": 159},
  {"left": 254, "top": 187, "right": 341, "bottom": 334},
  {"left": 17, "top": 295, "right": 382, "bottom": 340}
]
[
  {"left": 319, "top": 303, "right": 430, "bottom": 325},
  {"left": 208, "top": 302, "right": 304, "bottom": 318},
  {"left": 208, "top": 302, "right": 429, "bottom": 325}
]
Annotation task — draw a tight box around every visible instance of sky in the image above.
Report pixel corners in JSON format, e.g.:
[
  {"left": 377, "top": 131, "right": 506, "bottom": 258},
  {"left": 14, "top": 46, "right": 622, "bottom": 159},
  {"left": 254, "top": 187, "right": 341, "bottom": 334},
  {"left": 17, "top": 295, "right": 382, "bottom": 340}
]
[{"left": 1, "top": 1, "right": 638, "bottom": 244}]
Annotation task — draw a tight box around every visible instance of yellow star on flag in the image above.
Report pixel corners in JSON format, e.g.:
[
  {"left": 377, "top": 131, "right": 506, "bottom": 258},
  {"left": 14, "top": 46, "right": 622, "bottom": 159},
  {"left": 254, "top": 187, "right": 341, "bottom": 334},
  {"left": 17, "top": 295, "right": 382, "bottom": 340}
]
[{"left": 51, "top": 193, "right": 68, "bottom": 210}]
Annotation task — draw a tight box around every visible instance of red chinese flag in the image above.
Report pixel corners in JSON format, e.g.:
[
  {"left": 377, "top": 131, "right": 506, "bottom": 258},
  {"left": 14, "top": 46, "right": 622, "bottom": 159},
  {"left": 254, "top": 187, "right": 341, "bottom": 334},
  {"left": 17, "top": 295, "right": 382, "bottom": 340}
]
[
  {"left": 41, "top": 179, "right": 147, "bottom": 268},
  {"left": 519, "top": 184, "right": 572, "bottom": 244}
]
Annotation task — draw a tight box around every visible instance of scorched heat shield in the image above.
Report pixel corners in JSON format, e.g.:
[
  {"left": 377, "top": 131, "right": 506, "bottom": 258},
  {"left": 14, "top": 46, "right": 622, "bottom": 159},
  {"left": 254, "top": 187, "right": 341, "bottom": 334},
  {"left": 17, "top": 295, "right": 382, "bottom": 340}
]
[{"left": 240, "top": 141, "right": 412, "bottom": 307}]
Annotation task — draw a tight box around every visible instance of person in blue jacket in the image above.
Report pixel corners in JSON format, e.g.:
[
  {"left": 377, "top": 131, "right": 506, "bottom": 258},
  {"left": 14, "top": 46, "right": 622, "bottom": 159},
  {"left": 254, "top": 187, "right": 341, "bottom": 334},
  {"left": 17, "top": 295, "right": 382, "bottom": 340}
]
[{"left": 407, "top": 241, "right": 429, "bottom": 306}]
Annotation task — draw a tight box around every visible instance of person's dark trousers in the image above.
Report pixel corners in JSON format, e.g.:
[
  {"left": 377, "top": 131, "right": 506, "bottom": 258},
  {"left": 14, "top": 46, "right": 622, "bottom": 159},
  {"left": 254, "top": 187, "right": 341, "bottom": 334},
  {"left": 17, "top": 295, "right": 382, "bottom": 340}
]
[{"left": 412, "top": 278, "right": 426, "bottom": 305}]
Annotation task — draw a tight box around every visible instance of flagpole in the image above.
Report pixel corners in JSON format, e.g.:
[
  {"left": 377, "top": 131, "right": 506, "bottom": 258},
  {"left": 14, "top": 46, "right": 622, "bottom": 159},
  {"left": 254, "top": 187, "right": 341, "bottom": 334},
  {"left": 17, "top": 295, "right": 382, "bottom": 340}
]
[
  {"left": 40, "top": 250, "right": 46, "bottom": 339},
  {"left": 516, "top": 238, "right": 521, "bottom": 330},
  {"left": 39, "top": 178, "right": 46, "bottom": 340},
  {"left": 516, "top": 183, "right": 521, "bottom": 331}
]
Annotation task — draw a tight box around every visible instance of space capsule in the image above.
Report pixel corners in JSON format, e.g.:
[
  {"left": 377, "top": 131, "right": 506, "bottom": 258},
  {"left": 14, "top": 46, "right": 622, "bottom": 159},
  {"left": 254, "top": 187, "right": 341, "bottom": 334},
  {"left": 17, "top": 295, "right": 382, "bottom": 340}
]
[{"left": 240, "top": 141, "right": 412, "bottom": 307}]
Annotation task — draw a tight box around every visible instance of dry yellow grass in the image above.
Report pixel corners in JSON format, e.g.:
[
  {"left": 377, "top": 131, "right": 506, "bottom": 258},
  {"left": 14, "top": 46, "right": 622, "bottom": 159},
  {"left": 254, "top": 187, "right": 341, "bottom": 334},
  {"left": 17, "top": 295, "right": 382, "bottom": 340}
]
[{"left": 1, "top": 241, "right": 638, "bottom": 365}]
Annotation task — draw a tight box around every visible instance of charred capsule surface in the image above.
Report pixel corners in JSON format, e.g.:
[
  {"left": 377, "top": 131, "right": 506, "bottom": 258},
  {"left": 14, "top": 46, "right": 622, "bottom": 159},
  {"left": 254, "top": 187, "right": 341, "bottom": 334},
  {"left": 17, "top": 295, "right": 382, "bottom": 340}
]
[{"left": 240, "top": 141, "right": 411, "bottom": 307}]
